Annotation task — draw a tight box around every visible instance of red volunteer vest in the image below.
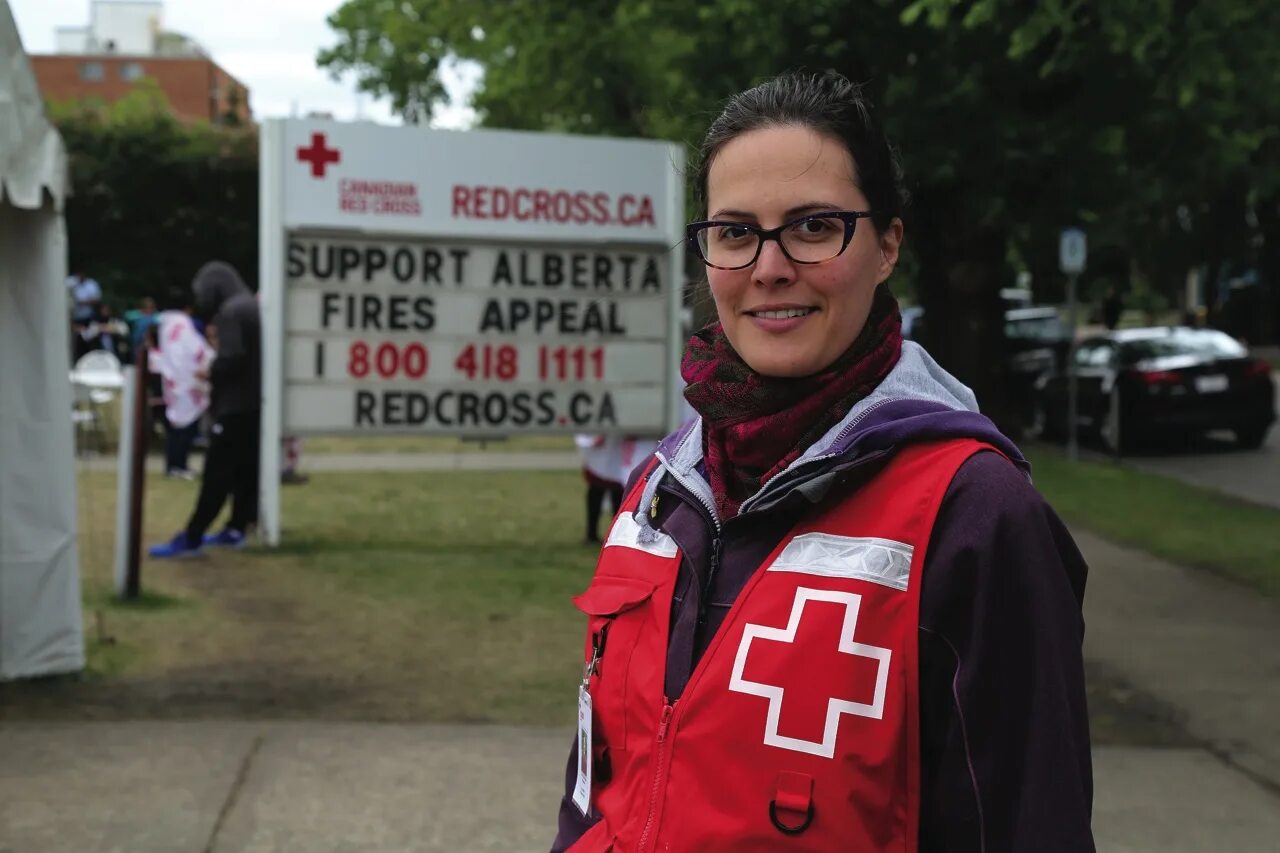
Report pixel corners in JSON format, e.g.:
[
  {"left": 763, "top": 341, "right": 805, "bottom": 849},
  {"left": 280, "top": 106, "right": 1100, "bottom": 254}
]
[{"left": 569, "top": 439, "right": 993, "bottom": 852}]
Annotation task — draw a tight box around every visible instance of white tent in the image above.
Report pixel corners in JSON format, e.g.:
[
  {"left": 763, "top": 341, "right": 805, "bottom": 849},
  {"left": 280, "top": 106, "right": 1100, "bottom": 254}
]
[{"left": 0, "top": 0, "right": 85, "bottom": 679}]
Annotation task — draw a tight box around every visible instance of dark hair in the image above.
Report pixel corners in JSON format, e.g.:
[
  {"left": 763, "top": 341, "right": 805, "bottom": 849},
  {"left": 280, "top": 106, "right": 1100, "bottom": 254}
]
[{"left": 694, "top": 70, "right": 905, "bottom": 233}]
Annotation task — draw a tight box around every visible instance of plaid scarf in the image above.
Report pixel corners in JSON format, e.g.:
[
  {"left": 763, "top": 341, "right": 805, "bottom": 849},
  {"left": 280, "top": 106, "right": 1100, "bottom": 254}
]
[{"left": 681, "top": 284, "right": 902, "bottom": 518}]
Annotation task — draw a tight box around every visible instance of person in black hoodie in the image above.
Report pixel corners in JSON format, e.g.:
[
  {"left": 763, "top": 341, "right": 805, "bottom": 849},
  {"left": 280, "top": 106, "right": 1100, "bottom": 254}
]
[{"left": 149, "top": 262, "right": 262, "bottom": 557}]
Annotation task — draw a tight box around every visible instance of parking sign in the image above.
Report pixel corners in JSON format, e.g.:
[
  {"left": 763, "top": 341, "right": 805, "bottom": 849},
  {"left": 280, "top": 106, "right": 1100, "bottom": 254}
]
[{"left": 1060, "top": 228, "right": 1087, "bottom": 274}]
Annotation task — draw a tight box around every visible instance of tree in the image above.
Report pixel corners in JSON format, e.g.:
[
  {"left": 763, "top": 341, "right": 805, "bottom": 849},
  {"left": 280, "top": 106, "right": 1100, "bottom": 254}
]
[
  {"left": 320, "top": 0, "right": 1280, "bottom": 428},
  {"left": 48, "top": 79, "right": 258, "bottom": 307}
]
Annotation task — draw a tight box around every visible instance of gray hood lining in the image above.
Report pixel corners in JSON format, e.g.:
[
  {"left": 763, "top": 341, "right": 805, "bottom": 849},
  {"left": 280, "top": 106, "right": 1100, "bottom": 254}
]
[{"left": 650, "top": 342, "right": 980, "bottom": 520}]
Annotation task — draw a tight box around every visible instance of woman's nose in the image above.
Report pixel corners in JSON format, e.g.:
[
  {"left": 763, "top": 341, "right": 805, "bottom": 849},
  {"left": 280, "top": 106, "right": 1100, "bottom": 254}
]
[{"left": 751, "top": 238, "right": 795, "bottom": 287}]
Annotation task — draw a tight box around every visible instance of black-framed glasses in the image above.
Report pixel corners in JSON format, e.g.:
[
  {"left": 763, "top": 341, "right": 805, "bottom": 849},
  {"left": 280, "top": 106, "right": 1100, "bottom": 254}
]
[{"left": 686, "top": 210, "right": 873, "bottom": 270}]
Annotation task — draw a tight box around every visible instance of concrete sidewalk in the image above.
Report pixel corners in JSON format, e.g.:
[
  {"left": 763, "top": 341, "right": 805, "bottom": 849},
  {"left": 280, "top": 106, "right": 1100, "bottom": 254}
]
[
  {"left": 1076, "top": 529, "right": 1280, "bottom": 792},
  {"left": 0, "top": 722, "right": 569, "bottom": 853},
  {"left": 3, "top": 722, "right": 1279, "bottom": 853},
  {"left": 76, "top": 450, "right": 582, "bottom": 474}
]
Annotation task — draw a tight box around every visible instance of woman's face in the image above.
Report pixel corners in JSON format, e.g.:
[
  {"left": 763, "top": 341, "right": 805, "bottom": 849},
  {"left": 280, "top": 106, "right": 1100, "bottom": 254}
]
[{"left": 704, "top": 125, "right": 902, "bottom": 378}]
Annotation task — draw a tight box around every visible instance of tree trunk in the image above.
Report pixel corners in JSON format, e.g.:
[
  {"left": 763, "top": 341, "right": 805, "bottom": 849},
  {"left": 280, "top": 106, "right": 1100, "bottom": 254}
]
[{"left": 912, "top": 189, "right": 1018, "bottom": 438}]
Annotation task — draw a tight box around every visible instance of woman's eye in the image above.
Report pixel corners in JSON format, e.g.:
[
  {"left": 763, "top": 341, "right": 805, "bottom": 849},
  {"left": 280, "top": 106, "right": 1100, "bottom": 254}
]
[
  {"left": 717, "top": 225, "right": 753, "bottom": 242},
  {"left": 793, "top": 218, "right": 835, "bottom": 236}
]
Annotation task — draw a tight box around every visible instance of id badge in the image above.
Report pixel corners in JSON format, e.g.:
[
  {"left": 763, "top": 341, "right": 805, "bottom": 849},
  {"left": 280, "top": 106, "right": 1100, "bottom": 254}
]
[{"left": 572, "top": 685, "right": 593, "bottom": 816}]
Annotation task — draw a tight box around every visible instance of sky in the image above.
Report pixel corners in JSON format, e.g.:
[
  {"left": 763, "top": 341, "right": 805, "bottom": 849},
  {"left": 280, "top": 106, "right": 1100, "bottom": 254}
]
[{"left": 9, "top": 0, "right": 478, "bottom": 127}]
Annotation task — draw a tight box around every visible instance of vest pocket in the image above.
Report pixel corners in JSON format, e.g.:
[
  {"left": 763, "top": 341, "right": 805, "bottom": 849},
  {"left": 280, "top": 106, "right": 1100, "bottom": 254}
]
[{"left": 572, "top": 575, "right": 658, "bottom": 752}]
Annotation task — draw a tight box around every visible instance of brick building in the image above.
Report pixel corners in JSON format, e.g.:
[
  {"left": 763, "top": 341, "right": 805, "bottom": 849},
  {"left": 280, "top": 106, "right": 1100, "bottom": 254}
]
[{"left": 29, "top": 1, "right": 251, "bottom": 125}]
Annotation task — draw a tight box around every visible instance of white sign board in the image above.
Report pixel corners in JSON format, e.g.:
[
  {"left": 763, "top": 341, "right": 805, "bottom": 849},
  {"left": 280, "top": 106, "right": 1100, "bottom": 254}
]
[
  {"left": 1059, "top": 227, "right": 1087, "bottom": 275},
  {"left": 282, "top": 236, "right": 670, "bottom": 434},
  {"left": 258, "top": 119, "right": 686, "bottom": 544}
]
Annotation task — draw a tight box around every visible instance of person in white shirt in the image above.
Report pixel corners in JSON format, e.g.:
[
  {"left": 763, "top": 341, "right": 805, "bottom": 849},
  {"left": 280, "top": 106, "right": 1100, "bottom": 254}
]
[
  {"left": 574, "top": 434, "right": 660, "bottom": 543},
  {"left": 67, "top": 272, "right": 102, "bottom": 323},
  {"left": 148, "top": 308, "right": 213, "bottom": 478},
  {"left": 574, "top": 434, "right": 624, "bottom": 544}
]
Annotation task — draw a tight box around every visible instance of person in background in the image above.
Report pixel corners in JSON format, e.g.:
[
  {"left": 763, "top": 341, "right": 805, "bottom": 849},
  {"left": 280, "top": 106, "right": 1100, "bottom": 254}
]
[
  {"left": 281, "top": 436, "right": 309, "bottom": 485},
  {"left": 574, "top": 434, "right": 624, "bottom": 544},
  {"left": 125, "top": 297, "right": 159, "bottom": 363},
  {"left": 148, "top": 305, "right": 214, "bottom": 479},
  {"left": 149, "top": 261, "right": 262, "bottom": 557},
  {"left": 553, "top": 71, "right": 1093, "bottom": 852},
  {"left": 68, "top": 271, "right": 102, "bottom": 360},
  {"left": 79, "top": 301, "right": 129, "bottom": 360},
  {"left": 1101, "top": 285, "right": 1123, "bottom": 331},
  {"left": 618, "top": 435, "right": 659, "bottom": 489},
  {"left": 67, "top": 270, "right": 102, "bottom": 326}
]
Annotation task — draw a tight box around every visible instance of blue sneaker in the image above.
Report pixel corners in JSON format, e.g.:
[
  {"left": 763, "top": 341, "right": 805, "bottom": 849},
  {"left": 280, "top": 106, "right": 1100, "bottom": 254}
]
[
  {"left": 202, "top": 528, "right": 247, "bottom": 549},
  {"left": 148, "top": 532, "right": 203, "bottom": 559}
]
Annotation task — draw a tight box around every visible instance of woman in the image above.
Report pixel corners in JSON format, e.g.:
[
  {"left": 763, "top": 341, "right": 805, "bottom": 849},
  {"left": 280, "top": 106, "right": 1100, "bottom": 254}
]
[{"left": 552, "top": 71, "right": 1094, "bottom": 852}]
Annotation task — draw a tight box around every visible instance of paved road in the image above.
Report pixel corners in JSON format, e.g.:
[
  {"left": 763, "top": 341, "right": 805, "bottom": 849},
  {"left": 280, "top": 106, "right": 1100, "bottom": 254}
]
[{"left": 1118, "top": 409, "right": 1280, "bottom": 509}]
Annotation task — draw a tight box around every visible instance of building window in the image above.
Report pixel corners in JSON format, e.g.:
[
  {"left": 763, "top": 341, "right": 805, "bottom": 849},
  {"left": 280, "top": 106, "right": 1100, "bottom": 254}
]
[
  {"left": 79, "top": 62, "right": 104, "bottom": 81},
  {"left": 120, "top": 62, "right": 145, "bottom": 82}
]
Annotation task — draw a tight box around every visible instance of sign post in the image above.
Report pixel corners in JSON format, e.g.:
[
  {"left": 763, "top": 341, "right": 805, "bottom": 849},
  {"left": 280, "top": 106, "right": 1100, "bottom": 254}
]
[
  {"left": 1059, "top": 227, "right": 1087, "bottom": 461},
  {"left": 259, "top": 120, "right": 285, "bottom": 546},
  {"left": 259, "top": 121, "right": 685, "bottom": 546}
]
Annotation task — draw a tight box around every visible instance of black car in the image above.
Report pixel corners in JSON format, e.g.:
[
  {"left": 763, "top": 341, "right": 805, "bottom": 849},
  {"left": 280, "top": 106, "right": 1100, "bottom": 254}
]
[
  {"left": 1035, "top": 327, "right": 1276, "bottom": 450},
  {"left": 1004, "top": 306, "right": 1072, "bottom": 379},
  {"left": 903, "top": 304, "right": 1071, "bottom": 429}
]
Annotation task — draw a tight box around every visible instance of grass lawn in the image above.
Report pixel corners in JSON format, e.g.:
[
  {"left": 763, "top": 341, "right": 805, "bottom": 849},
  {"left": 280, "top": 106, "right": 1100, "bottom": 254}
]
[
  {"left": 8, "top": 442, "right": 1271, "bottom": 742},
  {"left": 1, "top": 466, "right": 594, "bottom": 725},
  {"left": 1027, "top": 447, "right": 1280, "bottom": 597}
]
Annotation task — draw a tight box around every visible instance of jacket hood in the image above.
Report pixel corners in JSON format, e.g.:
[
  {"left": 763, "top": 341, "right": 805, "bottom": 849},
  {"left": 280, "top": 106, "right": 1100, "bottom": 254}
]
[
  {"left": 648, "top": 341, "right": 1028, "bottom": 524},
  {"left": 192, "top": 261, "right": 250, "bottom": 320}
]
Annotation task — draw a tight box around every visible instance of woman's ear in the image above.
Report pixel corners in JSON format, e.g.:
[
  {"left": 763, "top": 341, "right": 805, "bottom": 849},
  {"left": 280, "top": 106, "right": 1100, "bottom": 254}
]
[{"left": 876, "top": 218, "right": 904, "bottom": 284}]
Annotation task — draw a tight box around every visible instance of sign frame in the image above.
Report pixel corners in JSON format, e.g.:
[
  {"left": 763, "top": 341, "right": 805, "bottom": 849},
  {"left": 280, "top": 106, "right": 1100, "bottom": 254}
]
[{"left": 258, "top": 120, "right": 686, "bottom": 545}]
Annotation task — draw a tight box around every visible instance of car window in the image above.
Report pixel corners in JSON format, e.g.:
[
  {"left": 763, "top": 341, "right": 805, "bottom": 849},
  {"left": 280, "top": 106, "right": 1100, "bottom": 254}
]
[
  {"left": 1005, "top": 313, "right": 1069, "bottom": 342},
  {"left": 1073, "top": 342, "right": 1097, "bottom": 367},
  {"left": 1119, "top": 329, "right": 1246, "bottom": 363},
  {"left": 1072, "top": 341, "right": 1113, "bottom": 368}
]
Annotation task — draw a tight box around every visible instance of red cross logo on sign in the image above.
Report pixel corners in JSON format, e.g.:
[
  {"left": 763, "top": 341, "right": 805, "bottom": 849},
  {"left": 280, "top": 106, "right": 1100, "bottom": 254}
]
[
  {"left": 296, "top": 132, "right": 341, "bottom": 178},
  {"left": 728, "top": 587, "right": 891, "bottom": 758}
]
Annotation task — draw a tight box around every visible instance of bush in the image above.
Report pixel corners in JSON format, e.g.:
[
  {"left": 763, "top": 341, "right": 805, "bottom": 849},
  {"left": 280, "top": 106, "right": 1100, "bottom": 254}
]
[{"left": 50, "top": 80, "right": 259, "bottom": 308}]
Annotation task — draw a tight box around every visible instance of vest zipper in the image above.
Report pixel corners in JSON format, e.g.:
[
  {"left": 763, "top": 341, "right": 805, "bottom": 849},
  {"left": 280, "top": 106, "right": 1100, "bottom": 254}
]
[
  {"left": 655, "top": 451, "right": 721, "bottom": 533},
  {"left": 637, "top": 699, "right": 676, "bottom": 853},
  {"left": 696, "top": 536, "right": 723, "bottom": 633}
]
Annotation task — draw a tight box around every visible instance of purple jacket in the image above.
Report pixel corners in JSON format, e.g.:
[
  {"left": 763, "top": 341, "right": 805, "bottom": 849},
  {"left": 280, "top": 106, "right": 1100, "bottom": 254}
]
[{"left": 553, "top": 343, "right": 1095, "bottom": 852}]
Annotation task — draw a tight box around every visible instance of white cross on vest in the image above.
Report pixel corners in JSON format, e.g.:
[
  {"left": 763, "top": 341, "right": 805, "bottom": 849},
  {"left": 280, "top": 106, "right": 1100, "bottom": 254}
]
[{"left": 728, "top": 587, "right": 892, "bottom": 758}]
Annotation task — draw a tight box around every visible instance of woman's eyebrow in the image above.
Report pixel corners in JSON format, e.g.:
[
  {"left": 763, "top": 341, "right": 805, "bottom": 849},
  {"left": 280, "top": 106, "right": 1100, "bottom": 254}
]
[
  {"left": 784, "top": 202, "right": 842, "bottom": 217},
  {"left": 710, "top": 208, "right": 757, "bottom": 221},
  {"left": 709, "top": 202, "right": 842, "bottom": 221}
]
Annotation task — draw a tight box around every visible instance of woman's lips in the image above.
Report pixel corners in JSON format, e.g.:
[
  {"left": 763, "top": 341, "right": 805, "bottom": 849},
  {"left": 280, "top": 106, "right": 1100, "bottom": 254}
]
[{"left": 744, "top": 306, "right": 817, "bottom": 332}]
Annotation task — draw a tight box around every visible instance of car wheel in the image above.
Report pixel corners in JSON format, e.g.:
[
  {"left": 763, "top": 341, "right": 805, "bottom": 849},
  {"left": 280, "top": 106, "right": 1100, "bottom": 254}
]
[
  {"left": 1234, "top": 422, "right": 1270, "bottom": 450},
  {"left": 1099, "top": 400, "right": 1132, "bottom": 453},
  {"left": 1029, "top": 401, "right": 1046, "bottom": 438}
]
